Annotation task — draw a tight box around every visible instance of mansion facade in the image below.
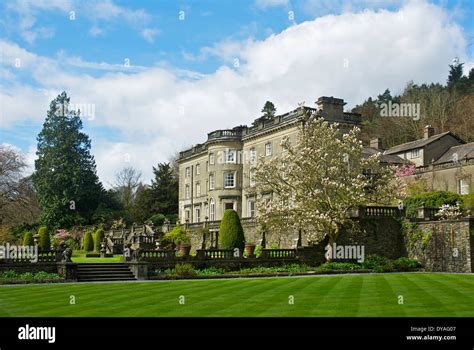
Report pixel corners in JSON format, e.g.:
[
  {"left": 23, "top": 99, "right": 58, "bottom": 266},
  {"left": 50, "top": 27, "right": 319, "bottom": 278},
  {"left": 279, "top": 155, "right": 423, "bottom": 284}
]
[{"left": 177, "top": 96, "right": 364, "bottom": 224}]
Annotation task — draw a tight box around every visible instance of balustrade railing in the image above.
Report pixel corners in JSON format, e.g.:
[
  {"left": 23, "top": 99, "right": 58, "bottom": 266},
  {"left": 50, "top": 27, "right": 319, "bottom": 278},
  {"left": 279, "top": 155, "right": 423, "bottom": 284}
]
[{"left": 260, "top": 249, "right": 296, "bottom": 259}]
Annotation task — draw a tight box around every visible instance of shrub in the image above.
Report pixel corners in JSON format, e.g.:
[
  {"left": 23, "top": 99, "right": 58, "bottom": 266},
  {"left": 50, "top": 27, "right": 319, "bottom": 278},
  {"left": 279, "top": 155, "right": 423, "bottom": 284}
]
[
  {"left": 38, "top": 226, "right": 50, "bottom": 250},
  {"left": 147, "top": 213, "right": 166, "bottom": 227},
  {"left": 94, "top": 228, "right": 105, "bottom": 252},
  {"left": 65, "top": 238, "right": 78, "bottom": 250},
  {"left": 218, "top": 209, "right": 245, "bottom": 252},
  {"left": 22, "top": 231, "right": 34, "bottom": 246},
  {"left": 1, "top": 270, "right": 18, "bottom": 279},
  {"left": 162, "top": 225, "right": 190, "bottom": 249},
  {"left": 393, "top": 257, "right": 420, "bottom": 271},
  {"left": 19, "top": 272, "right": 34, "bottom": 280},
  {"left": 174, "top": 263, "right": 196, "bottom": 276},
  {"left": 196, "top": 267, "right": 227, "bottom": 275},
  {"left": 318, "top": 262, "right": 361, "bottom": 270},
  {"left": 83, "top": 230, "right": 94, "bottom": 252},
  {"left": 254, "top": 245, "right": 263, "bottom": 258},
  {"left": 461, "top": 192, "right": 474, "bottom": 215},
  {"left": 361, "top": 255, "right": 394, "bottom": 273},
  {"left": 33, "top": 271, "right": 60, "bottom": 280},
  {"left": 404, "top": 191, "right": 463, "bottom": 217}
]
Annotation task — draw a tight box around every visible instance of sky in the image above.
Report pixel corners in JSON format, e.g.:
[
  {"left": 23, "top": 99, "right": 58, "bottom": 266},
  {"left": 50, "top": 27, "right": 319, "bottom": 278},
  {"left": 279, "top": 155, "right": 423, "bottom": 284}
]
[{"left": 1, "top": 0, "right": 473, "bottom": 187}]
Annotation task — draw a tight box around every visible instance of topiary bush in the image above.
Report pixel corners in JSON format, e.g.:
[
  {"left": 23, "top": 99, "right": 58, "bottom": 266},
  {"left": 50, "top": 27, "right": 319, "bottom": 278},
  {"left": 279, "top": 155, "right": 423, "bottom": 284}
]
[
  {"left": 94, "top": 228, "right": 105, "bottom": 252},
  {"left": 83, "top": 230, "right": 94, "bottom": 252},
  {"left": 404, "top": 191, "right": 463, "bottom": 217},
  {"left": 38, "top": 226, "right": 50, "bottom": 250},
  {"left": 218, "top": 209, "right": 245, "bottom": 252},
  {"left": 22, "top": 231, "right": 34, "bottom": 246}
]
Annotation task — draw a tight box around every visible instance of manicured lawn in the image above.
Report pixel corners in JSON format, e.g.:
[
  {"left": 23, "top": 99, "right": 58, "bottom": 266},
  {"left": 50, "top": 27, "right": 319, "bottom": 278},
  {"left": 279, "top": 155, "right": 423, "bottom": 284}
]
[
  {"left": 0, "top": 273, "right": 473, "bottom": 317},
  {"left": 71, "top": 255, "right": 123, "bottom": 263}
]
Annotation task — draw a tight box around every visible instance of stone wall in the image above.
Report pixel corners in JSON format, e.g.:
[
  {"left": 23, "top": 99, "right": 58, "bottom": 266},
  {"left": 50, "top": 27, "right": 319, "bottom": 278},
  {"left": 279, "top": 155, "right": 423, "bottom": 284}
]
[
  {"left": 337, "top": 218, "right": 406, "bottom": 259},
  {"left": 405, "top": 218, "right": 473, "bottom": 273}
]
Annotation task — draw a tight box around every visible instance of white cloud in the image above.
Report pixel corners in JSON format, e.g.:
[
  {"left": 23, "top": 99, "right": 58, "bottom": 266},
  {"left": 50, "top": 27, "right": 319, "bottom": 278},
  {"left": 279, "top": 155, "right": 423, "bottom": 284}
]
[
  {"left": 1, "top": 1, "right": 473, "bottom": 186},
  {"left": 88, "top": 26, "right": 104, "bottom": 37},
  {"left": 141, "top": 28, "right": 160, "bottom": 43},
  {"left": 3, "top": 0, "right": 151, "bottom": 43}
]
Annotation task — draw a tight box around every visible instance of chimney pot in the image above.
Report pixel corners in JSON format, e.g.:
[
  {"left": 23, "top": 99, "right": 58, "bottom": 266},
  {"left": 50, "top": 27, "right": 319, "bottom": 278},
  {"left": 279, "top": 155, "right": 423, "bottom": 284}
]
[
  {"left": 370, "top": 138, "right": 383, "bottom": 150},
  {"left": 424, "top": 125, "right": 435, "bottom": 139}
]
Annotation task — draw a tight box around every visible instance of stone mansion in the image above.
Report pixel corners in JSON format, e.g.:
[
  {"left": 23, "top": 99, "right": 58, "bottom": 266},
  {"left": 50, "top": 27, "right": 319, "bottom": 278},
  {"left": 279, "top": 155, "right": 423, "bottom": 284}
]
[
  {"left": 177, "top": 96, "right": 365, "bottom": 224},
  {"left": 178, "top": 95, "right": 474, "bottom": 225}
]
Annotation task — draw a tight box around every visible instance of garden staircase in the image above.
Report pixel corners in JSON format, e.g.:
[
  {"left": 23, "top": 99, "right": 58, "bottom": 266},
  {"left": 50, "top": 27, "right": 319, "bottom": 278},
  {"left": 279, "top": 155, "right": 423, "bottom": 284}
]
[{"left": 76, "top": 263, "right": 136, "bottom": 282}]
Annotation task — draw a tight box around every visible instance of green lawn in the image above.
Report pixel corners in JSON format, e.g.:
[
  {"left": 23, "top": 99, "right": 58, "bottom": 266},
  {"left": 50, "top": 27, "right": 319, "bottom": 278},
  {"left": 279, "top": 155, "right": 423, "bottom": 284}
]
[
  {"left": 71, "top": 255, "right": 124, "bottom": 263},
  {"left": 0, "top": 273, "right": 473, "bottom": 317}
]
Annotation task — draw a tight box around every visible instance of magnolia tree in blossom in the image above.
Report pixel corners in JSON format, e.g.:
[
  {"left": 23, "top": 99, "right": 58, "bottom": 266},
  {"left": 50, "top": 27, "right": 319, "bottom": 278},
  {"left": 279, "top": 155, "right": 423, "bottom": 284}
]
[{"left": 251, "top": 109, "right": 404, "bottom": 254}]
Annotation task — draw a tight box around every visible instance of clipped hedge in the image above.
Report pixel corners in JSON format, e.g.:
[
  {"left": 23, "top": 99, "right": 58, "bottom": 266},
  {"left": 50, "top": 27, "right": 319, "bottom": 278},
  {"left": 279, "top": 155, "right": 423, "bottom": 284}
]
[
  {"left": 94, "top": 228, "right": 105, "bottom": 252},
  {"left": 22, "top": 231, "right": 34, "bottom": 246},
  {"left": 83, "top": 230, "right": 94, "bottom": 252},
  {"left": 218, "top": 209, "right": 245, "bottom": 252},
  {"left": 38, "top": 226, "right": 50, "bottom": 250}
]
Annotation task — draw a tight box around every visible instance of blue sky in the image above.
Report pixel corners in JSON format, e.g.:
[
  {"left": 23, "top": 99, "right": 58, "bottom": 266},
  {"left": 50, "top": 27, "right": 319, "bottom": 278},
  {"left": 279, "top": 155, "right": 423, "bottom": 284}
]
[{"left": 1, "top": 0, "right": 473, "bottom": 185}]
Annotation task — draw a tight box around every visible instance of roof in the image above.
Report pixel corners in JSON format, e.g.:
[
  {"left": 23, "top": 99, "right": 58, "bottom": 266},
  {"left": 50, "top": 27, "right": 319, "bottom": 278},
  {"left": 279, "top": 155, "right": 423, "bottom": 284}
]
[
  {"left": 384, "top": 131, "right": 463, "bottom": 155},
  {"left": 362, "top": 147, "right": 409, "bottom": 164},
  {"left": 434, "top": 142, "right": 474, "bottom": 164}
]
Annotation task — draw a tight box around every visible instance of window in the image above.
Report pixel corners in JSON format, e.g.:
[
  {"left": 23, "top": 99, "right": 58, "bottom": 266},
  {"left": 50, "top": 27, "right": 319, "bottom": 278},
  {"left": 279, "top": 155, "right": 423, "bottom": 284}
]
[
  {"left": 195, "top": 208, "right": 200, "bottom": 223},
  {"left": 224, "top": 171, "right": 235, "bottom": 188},
  {"left": 265, "top": 143, "right": 272, "bottom": 156},
  {"left": 250, "top": 147, "right": 256, "bottom": 163},
  {"left": 248, "top": 200, "right": 256, "bottom": 217},
  {"left": 209, "top": 199, "right": 215, "bottom": 221},
  {"left": 209, "top": 153, "right": 215, "bottom": 165},
  {"left": 209, "top": 174, "right": 215, "bottom": 190},
  {"left": 225, "top": 149, "right": 235, "bottom": 163},
  {"left": 185, "top": 167, "right": 190, "bottom": 177},
  {"left": 185, "top": 209, "right": 190, "bottom": 221},
  {"left": 196, "top": 182, "right": 201, "bottom": 197},
  {"left": 458, "top": 179, "right": 469, "bottom": 195},
  {"left": 249, "top": 169, "right": 256, "bottom": 187},
  {"left": 410, "top": 149, "right": 420, "bottom": 158},
  {"left": 225, "top": 202, "right": 234, "bottom": 210},
  {"left": 185, "top": 184, "right": 190, "bottom": 199},
  {"left": 196, "top": 164, "right": 200, "bottom": 175}
]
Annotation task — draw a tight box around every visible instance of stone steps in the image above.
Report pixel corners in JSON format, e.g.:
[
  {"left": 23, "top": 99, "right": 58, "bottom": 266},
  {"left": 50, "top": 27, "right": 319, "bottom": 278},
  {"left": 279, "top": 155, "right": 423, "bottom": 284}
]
[{"left": 76, "top": 263, "right": 136, "bottom": 282}]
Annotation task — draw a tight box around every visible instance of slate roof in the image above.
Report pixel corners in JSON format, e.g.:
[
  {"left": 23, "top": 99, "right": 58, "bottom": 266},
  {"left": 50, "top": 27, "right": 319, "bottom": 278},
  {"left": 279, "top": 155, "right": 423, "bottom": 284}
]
[
  {"left": 384, "top": 132, "right": 462, "bottom": 155},
  {"left": 362, "top": 147, "right": 408, "bottom": 164},
  {"left": 434, "top": 142, "right": 474, "bottom": 164}
]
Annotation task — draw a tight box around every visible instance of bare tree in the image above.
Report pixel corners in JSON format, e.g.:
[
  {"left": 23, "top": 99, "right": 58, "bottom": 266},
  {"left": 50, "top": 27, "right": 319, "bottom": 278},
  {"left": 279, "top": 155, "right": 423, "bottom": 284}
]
[
  {"left": 113, "top": 167, "right": 142, "bottom": 209},
  {"left": 0, "top": 145, "right": 40, "bottom": 225}
]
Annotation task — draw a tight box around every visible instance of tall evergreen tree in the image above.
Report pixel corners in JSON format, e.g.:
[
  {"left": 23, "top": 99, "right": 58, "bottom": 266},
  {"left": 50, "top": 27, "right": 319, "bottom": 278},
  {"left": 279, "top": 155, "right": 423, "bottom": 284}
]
[
  {"left": 261, "top": 101, "right": 276, "bottom": 118},
  {"left": 32, "top": 92, "right": 103, "bottom": 228},
  {"left": 150, "top": 162, "right": 178, "bottom": 217},
  {"left": 447, "top": 62, "right": 468, "bottom": 93}
]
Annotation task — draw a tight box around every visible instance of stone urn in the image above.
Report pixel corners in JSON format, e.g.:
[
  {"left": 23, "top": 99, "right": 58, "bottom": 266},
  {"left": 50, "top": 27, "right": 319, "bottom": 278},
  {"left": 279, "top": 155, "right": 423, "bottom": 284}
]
[
  {"left": 244, "top": 243, "right": 256, "bottom": 257},
  {"left": 179, "top": 243, "right": 192, "bottom": 257}
]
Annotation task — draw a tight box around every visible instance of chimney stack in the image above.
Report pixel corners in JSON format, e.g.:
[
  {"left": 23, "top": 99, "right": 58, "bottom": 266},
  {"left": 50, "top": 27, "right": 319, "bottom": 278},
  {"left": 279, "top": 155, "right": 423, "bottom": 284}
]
[
  {"left": 316, "top": 96, "right": 345, "bottom": 120},
  {"left": 370, "top": 138, "right": 383, "bottom": 150},
  {"left": 424, "top": 125, "right": 435, "bottom": 139}
]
